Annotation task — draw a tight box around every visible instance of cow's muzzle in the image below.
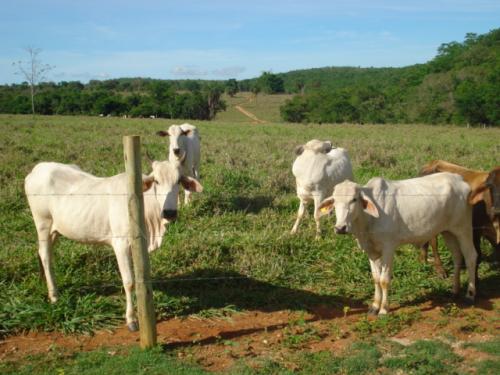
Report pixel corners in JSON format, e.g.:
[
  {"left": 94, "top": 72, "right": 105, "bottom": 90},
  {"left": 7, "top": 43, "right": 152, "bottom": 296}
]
[
  {"left": 162, "top": 209, "right": 178, "bottom": 221},
  {"left": 335, "top": 225, "right": 348, "bottom": 235}
]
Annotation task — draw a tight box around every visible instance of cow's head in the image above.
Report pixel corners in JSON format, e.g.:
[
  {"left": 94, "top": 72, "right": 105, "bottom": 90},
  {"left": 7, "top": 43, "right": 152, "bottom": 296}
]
[
  {"left": 318, "top": 180, "right": 378, "bottom": 234},
  {"left": 295, "top": 139, "right": 333, "bottom": 155},
  {"left": 156, "top": 124, "right": 192, "bottom": 161},
  {"left": 469, "top": 167, "right": 500, "bottom": 243},
  {"left": 142, "top": 159, "right": 202, "bottom": 223}
]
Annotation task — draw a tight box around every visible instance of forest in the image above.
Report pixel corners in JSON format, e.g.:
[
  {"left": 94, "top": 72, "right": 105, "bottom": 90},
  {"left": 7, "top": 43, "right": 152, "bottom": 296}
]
[{"left": 279, "top": 28, "right": 500, "bottom": 126}]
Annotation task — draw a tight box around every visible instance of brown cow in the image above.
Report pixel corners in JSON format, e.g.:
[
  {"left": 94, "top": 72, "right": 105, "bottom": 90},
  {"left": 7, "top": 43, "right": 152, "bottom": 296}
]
[
  {"left": 419, "top": 161, "right": 499, "bottom": 278},
  {"left": 469, "top": 167, "right": 500, "bottom": 245}
]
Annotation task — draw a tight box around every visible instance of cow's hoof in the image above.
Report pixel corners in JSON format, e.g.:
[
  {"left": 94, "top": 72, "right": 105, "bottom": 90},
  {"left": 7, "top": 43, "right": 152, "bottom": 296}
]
[
  {"left": 464, "top": 295, "right": 475, "bottom": 306},
  {"left": 127, "top": 321, "right": 139, "bottom": 332},
  {"left": 367, "top": 306, "right": 379, "bottom": 316},
  {"left": 436, "top": 269, "right": 448, "bottom": 280}
]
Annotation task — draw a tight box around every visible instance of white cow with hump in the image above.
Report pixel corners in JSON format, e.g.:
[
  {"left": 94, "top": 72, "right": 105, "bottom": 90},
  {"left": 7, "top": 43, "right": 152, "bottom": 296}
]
[
  {"left": 25, "top": 160, "right": 202, "bottom": 331},
  {"left": 157, "top": 123, "right": 201, "bottom": 205},
  {"left": 319, "top": 172, "right": 477, "bottom": 315},
  {"left": 291, "top": 139, "right": 354, "bottom": 237}
]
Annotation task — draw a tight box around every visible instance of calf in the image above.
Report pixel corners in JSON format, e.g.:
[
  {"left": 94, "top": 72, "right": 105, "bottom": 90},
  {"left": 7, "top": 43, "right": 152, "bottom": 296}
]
[
  {"left": 157, "top": 123, "right": 201, "bottom": 205},
  {"left": 25, "top": 160, "right": 202, "bottom": 331},
  {"left": 319, "top": 173, "right": 477, "bottom": 315},
  {"left": 291, "top": 139, "right": 353, "bottom": 237}
]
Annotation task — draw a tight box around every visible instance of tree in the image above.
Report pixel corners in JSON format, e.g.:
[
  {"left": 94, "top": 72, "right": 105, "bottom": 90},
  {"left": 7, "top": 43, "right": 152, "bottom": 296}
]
[
  {"left": 12, "top": 47, "right": 54, "bottom": 114},
  {"left": 204, "top": 83, "right": 226, "bottom": 120},
  {"left": 225, "top": 79, "right": 239, "bottom": 97},
  {"left": 257, "top": 72, "right": 285, "bottom": 94},
  {"left": 251, "top": 83, "right": 261, "bottom": 99}
]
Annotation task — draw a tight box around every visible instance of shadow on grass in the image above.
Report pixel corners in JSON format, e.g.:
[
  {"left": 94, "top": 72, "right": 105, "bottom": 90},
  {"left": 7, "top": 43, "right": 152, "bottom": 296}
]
[
  {"left": 152, "top": 268, "right": 366, "bottom": 317},
  {"left": 78, "top": 265, "right": 500, "bottom": 317},
  {"left": 395, "top": 269, "right": 500, "bottom": 313},
  {"left": 229, "top": 195, "right": 274, "bottom": 214}
]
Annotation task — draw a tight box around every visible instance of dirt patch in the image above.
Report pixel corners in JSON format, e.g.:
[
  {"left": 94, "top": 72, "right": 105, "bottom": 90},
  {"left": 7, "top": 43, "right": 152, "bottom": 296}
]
[
  {"left": 234, "top": 105, "right": 266, "bottom": 124},
  {"left": 1, "top": 297, "right": 499, "bottom": 371}
]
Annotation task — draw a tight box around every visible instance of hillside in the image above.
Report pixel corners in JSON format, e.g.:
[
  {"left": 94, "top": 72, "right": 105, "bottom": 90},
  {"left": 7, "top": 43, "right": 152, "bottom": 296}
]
[{"left": 276, "top": 28, "right": 500, "bottom": 125}]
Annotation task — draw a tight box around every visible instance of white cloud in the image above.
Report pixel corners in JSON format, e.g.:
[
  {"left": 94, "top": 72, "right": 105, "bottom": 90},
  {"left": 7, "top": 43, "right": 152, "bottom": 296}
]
[
  {"left": 211, "top": 66, "right": 246, "bottom": 78},
  {"left": 171, "top": 65, "right": 208, "bottom": 77}
]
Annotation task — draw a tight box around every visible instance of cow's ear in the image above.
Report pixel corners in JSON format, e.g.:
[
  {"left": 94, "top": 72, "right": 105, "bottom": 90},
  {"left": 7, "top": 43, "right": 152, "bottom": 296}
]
[
  {"left": 156, "top": 130, "right": 169, "bottom": 137},
  {"left": 318, "top": 197, "right": 335, "bottom": 216},
  {"left": 180, "top": 176, "right": 203, "bottom": 193},
  {"left": 142, "top": 175, "right": 155, "bottom": 192},
  {"left": 295, "top": 145, "right": 304, "bottom": 155},
  {"left": 469, "top": 184, "right": 488, "bottom": 205},
  {"left": 323, "top": 141, "right": 332, "bottom": 153},
  {"left": 361, "top": 192, "right": 379, "bottom": 218}
]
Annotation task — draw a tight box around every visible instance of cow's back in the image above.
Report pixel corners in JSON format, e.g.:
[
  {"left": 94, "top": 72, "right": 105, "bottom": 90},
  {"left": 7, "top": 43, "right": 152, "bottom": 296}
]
[
  {"left": 25, "top": 162, "right": 127, "bottom": 245},
  {"left": 293, "top": 148, "right": 352, "bottom": 192},
  {"left": 366, "top": 173, "right": 471, "bottom": 245}
]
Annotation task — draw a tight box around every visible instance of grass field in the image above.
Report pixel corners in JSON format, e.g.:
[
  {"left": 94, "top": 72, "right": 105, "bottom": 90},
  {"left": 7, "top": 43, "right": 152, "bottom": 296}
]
[
  {"left": 0, "top": 111, "right": 499, "bottom": 373},
  {"left": 215, "top": 92, "right": 294, "bottom": 123}
]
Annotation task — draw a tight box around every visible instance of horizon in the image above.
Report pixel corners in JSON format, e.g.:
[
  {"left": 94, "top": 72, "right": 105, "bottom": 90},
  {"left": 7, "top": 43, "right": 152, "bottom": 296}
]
[{"left": 1, "top": 1, "right": 499, "bottom": 84}]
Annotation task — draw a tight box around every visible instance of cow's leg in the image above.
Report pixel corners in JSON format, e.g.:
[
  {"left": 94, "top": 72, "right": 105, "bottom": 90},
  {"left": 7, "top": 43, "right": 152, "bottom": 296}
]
[
  {"left": 35, "top": 219, "right": 58, "bottom": 303},
  {"left": 419, "top": 242, "right": 429, "bottom": 263},
  {"left": 184, "top": 188, "right": 192, "bottom": 205},
  {"left": 379, "top": 247, "right": 395, "bottom": 315},
  {"left": 367, "top": 255, "right": 382, "bottom": 315},
  {"left": 472, "top": 228, "right": 483, "bottom": 287},
  {"left": 442, "top": 232, "right": 463, "bottom": 297},
  {"left": 455, "top": 231, "right": 477, "bottom": 303},
  {"left": 112, "top": 240, "right": 138, "bottom": 331},
  {"left": 193, "top": 164, "right": 200, "bottom": 180},
  {"left": 429, "top": 236, "right": 447, "bottom": 279},
  {"left": 291, "top": 197, "right": 308, "bottom": 235},
  {"left": 313, "top": 194, "right": 324, "bottom": 239}
]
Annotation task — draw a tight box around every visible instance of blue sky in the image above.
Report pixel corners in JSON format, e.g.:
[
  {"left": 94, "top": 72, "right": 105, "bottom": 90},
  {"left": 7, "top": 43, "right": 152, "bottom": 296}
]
[{"left": 1, "top": 0, "right": 499, "bottom": 83}]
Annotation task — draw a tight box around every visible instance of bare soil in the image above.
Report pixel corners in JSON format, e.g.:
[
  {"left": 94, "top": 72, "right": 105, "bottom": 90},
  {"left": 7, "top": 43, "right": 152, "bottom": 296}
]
[
  {"left": 1, "top": 296, "right": 499, "bottom": 371},
  {"left": 234, "top": 105, "right": 266, "bottom": 123}
]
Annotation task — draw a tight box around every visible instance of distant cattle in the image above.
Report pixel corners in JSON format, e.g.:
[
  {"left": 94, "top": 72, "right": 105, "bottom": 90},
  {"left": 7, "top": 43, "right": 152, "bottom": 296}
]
[
  {"left": 419, "top": 161, "right": 500, "bottom": 277},
  {"left": 291, "top": 139, "right": 353, "bottom": 237},
  {"left": 157, "top": 123, "right": 201, "bottom": 205},
  {"left": 319, "top": 173, "right": 477, "bottom": 315},
  {"left": 25, "top": 160, "right": 202, "bottom": 331}
]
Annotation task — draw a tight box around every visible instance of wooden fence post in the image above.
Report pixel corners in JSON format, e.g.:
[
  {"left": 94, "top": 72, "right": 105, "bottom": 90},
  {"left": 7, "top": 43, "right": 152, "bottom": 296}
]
[{"left": 123, "top": 135, "right": 157, "bottom": 348}]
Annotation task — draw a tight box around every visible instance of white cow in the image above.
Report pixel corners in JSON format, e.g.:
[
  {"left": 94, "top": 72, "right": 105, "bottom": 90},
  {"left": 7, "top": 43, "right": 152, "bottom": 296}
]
[
  {"left": 25, "top": 160, "right": 202, "bottom": 331},
  {"left": 157, "top": 123, "right": 201, "bottom": 205},
  {"left": 319, "top": 172, "right": 477, "bottom": 315},
  {"left": 291, "top": 139, "right": 353, "bottom": 237}
]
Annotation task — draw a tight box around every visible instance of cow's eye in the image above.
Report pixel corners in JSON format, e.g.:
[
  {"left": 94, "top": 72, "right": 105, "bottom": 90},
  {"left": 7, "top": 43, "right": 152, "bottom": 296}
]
[{"left": 351, "top": 198, "right": 357, "bottom": 203}]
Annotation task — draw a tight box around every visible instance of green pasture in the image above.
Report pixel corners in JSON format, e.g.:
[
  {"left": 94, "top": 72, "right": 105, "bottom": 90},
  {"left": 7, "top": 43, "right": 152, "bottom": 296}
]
[
  {"left": 0, "top": 114, "right": 499, "bottom": 372},
  {"left": 2, "top": 335, "right": 499, "bottom": 374}
]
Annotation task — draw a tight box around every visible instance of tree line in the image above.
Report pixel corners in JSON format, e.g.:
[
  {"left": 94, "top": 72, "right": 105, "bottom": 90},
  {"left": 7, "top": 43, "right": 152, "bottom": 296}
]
[
  {"left": 0, "top": 70, "right": 288, "bottom": 119},
  {"left": 0, "top": 80, "right": 228, "bottom": 120}
]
